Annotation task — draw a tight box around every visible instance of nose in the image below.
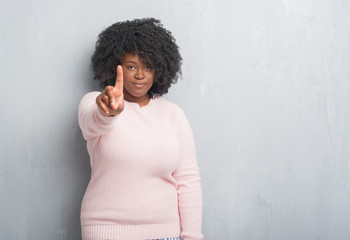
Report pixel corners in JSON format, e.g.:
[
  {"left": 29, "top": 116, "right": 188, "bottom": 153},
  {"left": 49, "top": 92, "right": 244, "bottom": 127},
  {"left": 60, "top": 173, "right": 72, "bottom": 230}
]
[{"left": 135, "top": 68, "right": 145, "bottom": 80}]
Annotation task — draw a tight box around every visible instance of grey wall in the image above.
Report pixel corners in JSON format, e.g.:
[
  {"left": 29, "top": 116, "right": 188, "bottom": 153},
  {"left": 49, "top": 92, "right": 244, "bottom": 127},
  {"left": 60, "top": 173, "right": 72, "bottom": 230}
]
[{"left": 1, "top": 0, "right": 349, "bottom": 239}]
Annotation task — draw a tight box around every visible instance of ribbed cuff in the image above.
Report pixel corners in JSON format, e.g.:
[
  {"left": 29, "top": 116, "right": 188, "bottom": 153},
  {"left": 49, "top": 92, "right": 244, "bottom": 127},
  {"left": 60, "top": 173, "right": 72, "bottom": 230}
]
[
  {"left": 81, "top": 223, "right": 180, "bottom": 240},
  {"left": 95, "top": 106, "right": 119, "bottom": 123}
]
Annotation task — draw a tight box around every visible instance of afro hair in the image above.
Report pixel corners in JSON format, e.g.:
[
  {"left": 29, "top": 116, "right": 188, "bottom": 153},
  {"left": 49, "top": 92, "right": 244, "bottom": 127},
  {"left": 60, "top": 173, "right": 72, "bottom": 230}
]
[{"left": 90, "top": 18, "right": 182, "bottom": 97}]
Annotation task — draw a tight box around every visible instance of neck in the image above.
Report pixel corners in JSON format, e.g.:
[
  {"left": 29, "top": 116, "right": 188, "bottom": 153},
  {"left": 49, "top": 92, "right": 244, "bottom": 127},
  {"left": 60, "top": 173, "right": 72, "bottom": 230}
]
[{"left": 123, "top": 92, "right": 151, "bottom": 107}]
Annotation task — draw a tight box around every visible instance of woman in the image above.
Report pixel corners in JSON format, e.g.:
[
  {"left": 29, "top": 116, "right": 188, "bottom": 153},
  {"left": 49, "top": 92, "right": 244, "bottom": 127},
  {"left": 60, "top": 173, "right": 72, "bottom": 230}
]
[{"left": 78, "top": 18, "right": 203, "bottom": 240}]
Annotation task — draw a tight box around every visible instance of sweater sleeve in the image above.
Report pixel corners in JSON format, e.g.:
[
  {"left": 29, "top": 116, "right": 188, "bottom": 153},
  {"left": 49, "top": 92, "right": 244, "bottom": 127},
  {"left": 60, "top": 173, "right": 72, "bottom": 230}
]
[
  {"left": 78, "top": 91, "right": 118, "bottom": 141},
  {"left": 173, "top": 109, "right": 203, "bottom": 240}
]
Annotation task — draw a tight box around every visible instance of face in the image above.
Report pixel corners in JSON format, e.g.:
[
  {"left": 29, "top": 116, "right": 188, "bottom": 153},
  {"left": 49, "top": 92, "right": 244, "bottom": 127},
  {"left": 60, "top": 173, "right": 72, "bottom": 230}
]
[{"left": 121, "top": 52, "right": 155, "bottom": 106}]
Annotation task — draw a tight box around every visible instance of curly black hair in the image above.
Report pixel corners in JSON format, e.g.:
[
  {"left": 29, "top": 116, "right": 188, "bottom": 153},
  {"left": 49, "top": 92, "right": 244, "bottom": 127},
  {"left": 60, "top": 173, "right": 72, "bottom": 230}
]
[{"left": 90, "top": 18, "right": 182, "bottom": 97}]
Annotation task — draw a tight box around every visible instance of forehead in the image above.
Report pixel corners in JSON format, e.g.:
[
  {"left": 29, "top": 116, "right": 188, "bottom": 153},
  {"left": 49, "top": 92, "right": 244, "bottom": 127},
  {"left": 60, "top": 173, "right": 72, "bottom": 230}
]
[
  {"left": 123, "top": 52, "right": 139, "bottom": 61},
  {"left": 122, "top": 52, "right": 153, "bottom": 65}
]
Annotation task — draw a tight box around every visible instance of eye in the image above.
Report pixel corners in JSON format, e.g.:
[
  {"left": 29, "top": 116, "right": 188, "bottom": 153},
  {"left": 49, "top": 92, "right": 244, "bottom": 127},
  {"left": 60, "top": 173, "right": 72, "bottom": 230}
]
[
  {"left": 145, "top": 66, "right": 153, "bottom": 70},
  {"left": 126, "top": 65, "right": 135, "bottom": 70}
]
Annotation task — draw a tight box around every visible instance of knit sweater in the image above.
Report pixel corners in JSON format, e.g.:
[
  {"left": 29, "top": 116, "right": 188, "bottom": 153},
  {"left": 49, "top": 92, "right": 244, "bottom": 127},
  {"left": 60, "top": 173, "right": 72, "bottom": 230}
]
[{"left": 78, "top": 91, "right": 203, "bottom": 240}]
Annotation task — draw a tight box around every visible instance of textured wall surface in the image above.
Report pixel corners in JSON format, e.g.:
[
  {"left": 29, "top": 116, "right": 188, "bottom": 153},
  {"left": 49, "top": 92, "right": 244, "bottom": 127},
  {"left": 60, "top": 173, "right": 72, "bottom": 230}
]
[{"left": 1, "top": 0, "right": 349, "bottom": 239}]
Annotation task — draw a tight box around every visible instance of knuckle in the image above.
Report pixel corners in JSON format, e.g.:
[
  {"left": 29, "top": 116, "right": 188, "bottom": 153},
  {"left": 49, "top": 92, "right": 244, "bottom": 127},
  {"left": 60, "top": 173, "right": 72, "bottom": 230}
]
[{"left": 106, "top": 86, "right": 114, "bottom": 92}]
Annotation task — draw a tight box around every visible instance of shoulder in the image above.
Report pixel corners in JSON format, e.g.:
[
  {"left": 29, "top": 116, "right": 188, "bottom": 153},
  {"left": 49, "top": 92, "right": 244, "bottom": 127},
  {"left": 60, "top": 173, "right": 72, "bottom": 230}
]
[
  {"left": 152, "top": 97, "right": 190, "bottom": 127},
  {"left": 152, "top": 97, "right": 185, "bottom": 115},
  {"left": 79, "top": 91, "right": 101, "bottom": 108},
  {"left": 78, "top": 91, "right": 102, "bottom": 114},
  {"left": 80, "top": 91, "right": 101, "bottom": 103}
]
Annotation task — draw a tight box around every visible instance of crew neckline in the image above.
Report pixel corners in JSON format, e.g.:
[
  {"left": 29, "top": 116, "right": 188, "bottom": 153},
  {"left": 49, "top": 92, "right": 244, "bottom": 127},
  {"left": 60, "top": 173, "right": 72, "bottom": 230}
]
[{"left": 124, "top": 97, "right": 155, "bottom": 110}]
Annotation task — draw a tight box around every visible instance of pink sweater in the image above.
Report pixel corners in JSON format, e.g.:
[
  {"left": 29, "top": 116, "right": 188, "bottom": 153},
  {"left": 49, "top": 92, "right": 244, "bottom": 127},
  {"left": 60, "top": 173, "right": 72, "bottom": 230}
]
[{"left": 78, "top": 92, "right": 203, "bottom": 240}]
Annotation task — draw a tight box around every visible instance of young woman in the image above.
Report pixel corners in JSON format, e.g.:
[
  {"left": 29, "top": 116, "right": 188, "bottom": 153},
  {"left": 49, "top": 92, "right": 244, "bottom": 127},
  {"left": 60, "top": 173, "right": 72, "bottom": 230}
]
[{"left": 78, "top": 18, "right": 203, "bottom": 240}]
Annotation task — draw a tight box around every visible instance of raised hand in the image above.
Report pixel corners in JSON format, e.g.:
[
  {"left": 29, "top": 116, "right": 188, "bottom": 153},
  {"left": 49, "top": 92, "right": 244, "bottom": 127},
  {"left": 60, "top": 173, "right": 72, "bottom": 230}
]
[{"left": 96, "top": 65, "right": 124, "bottom": 116}]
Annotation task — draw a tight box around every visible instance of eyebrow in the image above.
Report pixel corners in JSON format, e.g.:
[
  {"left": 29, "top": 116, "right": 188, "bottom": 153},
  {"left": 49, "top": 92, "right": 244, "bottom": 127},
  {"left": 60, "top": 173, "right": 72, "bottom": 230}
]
[{"left": 124, "top": 60, "right": 153, "bottom": 66}]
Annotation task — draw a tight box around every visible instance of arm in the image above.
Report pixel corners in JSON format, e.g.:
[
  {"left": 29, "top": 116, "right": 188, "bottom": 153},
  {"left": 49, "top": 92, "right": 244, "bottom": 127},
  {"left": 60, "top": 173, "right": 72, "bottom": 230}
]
[
  {"left": 78, "top": 91, "right": 119, "bottom": 140},
  {"left": 173, "top": 109, "right": 203, "bottom": 240},
  {"left": 78, "top": 65, "right": 124, "bottom": 140}
]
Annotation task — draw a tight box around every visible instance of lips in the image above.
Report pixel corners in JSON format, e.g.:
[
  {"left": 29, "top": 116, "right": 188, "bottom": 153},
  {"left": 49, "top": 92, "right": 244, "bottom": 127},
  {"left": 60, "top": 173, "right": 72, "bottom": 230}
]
[{"left": 133, "top": 83, "right": 146, "bottom": 88}]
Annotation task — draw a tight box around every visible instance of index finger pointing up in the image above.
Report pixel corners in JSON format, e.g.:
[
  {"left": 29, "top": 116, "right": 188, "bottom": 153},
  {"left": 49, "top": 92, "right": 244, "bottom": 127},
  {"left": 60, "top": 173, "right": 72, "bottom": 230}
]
[{"left": 115, "top": 65, "right": 124, "bottom": 89}]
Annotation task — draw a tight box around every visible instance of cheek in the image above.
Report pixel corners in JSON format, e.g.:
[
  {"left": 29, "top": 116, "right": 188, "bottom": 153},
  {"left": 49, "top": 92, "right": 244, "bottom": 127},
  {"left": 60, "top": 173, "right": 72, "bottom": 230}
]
[
  {"left": 149, "top": 78, "right": 155, "bottom": 85},
  {"left": 123, "top": 74, "right": 134, "bottom": 85},
  {"left": 148, "top": 72, "right": 156, "bottom": 84}
]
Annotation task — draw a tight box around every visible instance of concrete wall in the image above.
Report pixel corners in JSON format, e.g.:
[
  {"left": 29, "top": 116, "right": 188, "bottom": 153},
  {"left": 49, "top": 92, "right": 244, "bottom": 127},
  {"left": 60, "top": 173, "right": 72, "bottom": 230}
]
[{"left": 1, "top": 0, "right": 349, "bottom": 239}]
